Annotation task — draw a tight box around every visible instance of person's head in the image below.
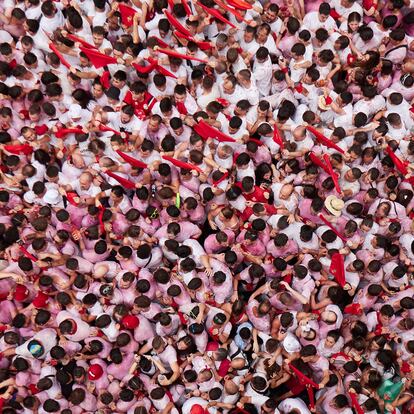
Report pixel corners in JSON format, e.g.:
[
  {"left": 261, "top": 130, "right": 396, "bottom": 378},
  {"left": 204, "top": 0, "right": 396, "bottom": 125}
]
[
  {"left": 177, "top": 335, "right": 194, "bottom": 352},
  {"left": 390, "top": 26, "right": 405, "bottom": 43},
  {"left": 43, "top": 399, "right": 60, "bottom": 413},
  {"left": 255, "top": 47, "right": 269, "bottom": 63},
  {"left": 319, "top": 2, "right": 331, "bottom": 20},
  {"left": 388, "top": 112, "right": 402, "bottom": 128},
  {"left": 250, "top": 375, "right": 267, "bottom": 394},
  {"left": 256, "top": 23, "right": 271, "bottom": 43},
  {"left": 320, "top": 309, "right": 338, "bottom": 329},
  {"left": 69, "top": 388, "right": 86, "bottom": 405},
  {"left": 13, "top": 357, "right": 29, "bottom": 372},
  {"left": 291, "top": 43, "right": 306, "bottom": 60},
  {"left": 325, "top": 330, "right": 341, "bottom": 348},
  {"left": 315, "top": 28, "right": 329, "bottom": 45},
  {"left": 286, "top": 16, "right": 300, "bottom": 34},
  {"left": 89, "top": 27, "right": 107, "bottom": 52},
  {"left": 152, "top": 335, "right": 166, "bottom": 353},
  {"left": 365, "top": 369, "right": 383, "bottom": 389},
  {"left": 280, "top": 312, "right": 294, "bottom": 329},
  {"left": 330, "top": 395, "right": 349, "bottom": 410},
  {"left": 120, "top": 104, "right": 134, "bottom": 123},
  {"left": 174, "top": 84, "right": 187, "bottom": 103},
  {"left": 300, "top": 225, "right": 313, "bottom": 242},
  {"left": 379, "top": 304, "right": 394, "bottom": 325},
  {"left": 263, "top": 3, "right": 279, "bottom": 23},
  {"left": 300, "top": 344, "right": 317, "bottom": 362},
  {"left": 59, "top": 319, "right": 77, "bottom": 335}
]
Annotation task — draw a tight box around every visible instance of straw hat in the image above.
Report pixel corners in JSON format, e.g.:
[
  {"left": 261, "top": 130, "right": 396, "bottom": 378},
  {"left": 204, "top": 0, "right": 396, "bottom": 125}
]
[
  {"left": 324, "top": 195, "right": 344, "bottom": 217},
  {"left": 318, "top": 95, "right": 333, "bottom": 111}
]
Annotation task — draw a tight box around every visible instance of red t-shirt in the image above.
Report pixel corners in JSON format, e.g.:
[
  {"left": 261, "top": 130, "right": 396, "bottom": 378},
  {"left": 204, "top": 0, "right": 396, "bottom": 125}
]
[
  {"left": 240, "top": 204, "right": 277, "bottom": 222},
  {"left": 123, "top": 91, "right": 156, "bottom": 117},
  {"left": 363, "top": 0, "right": 378, "bottom": 9},
  {"left": 286, "top": 376, "right": 305, "bottom": 395},
  {"left": 235, "top": 183, "right": 270, "bottom": 204}
]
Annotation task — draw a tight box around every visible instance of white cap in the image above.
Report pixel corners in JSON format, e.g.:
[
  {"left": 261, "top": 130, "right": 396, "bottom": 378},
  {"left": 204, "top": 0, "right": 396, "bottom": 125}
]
[
  {"left": 68, "top": 103, "right": 82, "bottom": 120},
  {"left": 43, "top": 189, "right": 62, "bottom": 205}
]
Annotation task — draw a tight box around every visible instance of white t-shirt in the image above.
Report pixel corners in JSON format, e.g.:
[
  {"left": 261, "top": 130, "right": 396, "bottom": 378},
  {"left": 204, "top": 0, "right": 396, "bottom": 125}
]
[
  {"left": 56, "top": 310, "right": 91, "bottom": 341},
  {"left": 330, "top": 0, "right": 363, "bottom": 18},
  {"left": 158, "top": 345, "right": 178, "bottom": 369},
  {"left": 278, "top": 398, "right": 311, "bottom": 414},
  {"left": 107, "top": 111, "right": 143, "bottom": 134},
  {"left": 15, "top": 328, "right": 57, "bottom": 359},
  {"left": 253, "top": 57, "right": 272, "bottom": 95},
  {"left": 303, "top": 11, "right": 337, "bottom": 32},
  {"left": 245, "top": 382, "right": 269, "bottom": 410}
]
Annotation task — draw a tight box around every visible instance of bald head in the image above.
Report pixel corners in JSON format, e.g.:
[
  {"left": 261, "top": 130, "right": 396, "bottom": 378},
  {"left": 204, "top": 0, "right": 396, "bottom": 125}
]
[
  {"left": 224, "top": 379, "right": 239, "bottom": 394},
  {"left": 71, "top": 153, "right": 86, "bottom": 168},
  {"left": 280, "top": 184, "right": 294, "bottom": 199},
  {"left": 231, "top": 357, "right": 246, "bottom": 370},
  {"left": 99, "top": 157, "right": 115, "bottom": 168},
  {"left": 79, "top": 172, "right": 93, "bottom": 188},
  {"left": 293, "top": 125, "right": 306, "bottom": 140}
]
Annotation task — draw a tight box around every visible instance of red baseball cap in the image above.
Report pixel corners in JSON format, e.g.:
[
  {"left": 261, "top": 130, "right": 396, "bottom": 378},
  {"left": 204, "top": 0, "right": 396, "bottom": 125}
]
[
  {"left": 14, "top": 285, "right": 29, "bottom": 302},
  {"left": 66, "top": 192, "right": 80, "bottom": 206},
  {"left": 88, "top": 364, "right": 103, "bottom": 380},
  {"left": 32, "top": 292, "right": 49, "bottom": 309},
  {"left": 122, "top": 315, "right": 139, "bottom": 329},
  {"left": 205, "top": 342, "right": 219, "bottom": 352},
  {"left": 190, "top": 404, "right": 207, "bottom": 414}
]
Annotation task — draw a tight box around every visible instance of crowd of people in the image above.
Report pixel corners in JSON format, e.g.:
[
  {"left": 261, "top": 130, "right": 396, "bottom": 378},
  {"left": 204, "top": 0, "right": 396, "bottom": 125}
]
[{"left": 0, "top": 0, "right": 414, "bottom": 413}]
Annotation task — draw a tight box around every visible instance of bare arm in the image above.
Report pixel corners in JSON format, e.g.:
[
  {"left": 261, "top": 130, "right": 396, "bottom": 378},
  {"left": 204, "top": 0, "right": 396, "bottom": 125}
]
[
  {"left": 280, "top": 281, "right": 309, "bottom": 305},
  {"left": 132, "top": 12, "right": 141, "bottom": 44}
]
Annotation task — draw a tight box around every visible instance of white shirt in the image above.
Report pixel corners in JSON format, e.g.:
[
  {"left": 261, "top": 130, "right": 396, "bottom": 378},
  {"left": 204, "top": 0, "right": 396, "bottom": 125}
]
[
  {"left": 240, "top": 82, "right": 260, "bottom": 106},
  {"left": 334, "top": 103, "right": 353, "bottom": 128},
  {"left": 400, "top": 233, "right": 414, "bottom": 260},
  {"left": 107, "top": 111, "right": 143, "bottom": 134},
  {"left": 331, "top": 0, "right": 363, "bottom": 18},
  {"left": 39, "top": 11, "right": 65, "bottom": 34},
  {"left": 278, "top": 398, "right": 311, "bottom": 414},
  {"left": 245, "top": 382, "right": 269, "bottom": 410},
  {"left": 220, "top": 85, "right": 246, "bottom": 106},
  {"left": 253, "top": 57, "right": 272, "bottom": 96},
  {"left": 15, "top": 328, "right": 57, "bottom": 359},
  {"left": 0, "top": 30, "right": 13, "bottom": 43},
  {"left": 148, "top": 77, "right": 176, "bottom": 99},
  {"left": 303, "top": 11, "right": 337, "bottom": 32}
]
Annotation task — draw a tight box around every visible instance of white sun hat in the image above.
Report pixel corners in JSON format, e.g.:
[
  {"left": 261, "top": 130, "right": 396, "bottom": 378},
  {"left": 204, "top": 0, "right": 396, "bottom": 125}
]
[{"left": 324, "top": 195, "right": 344, "bottom": 217}]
